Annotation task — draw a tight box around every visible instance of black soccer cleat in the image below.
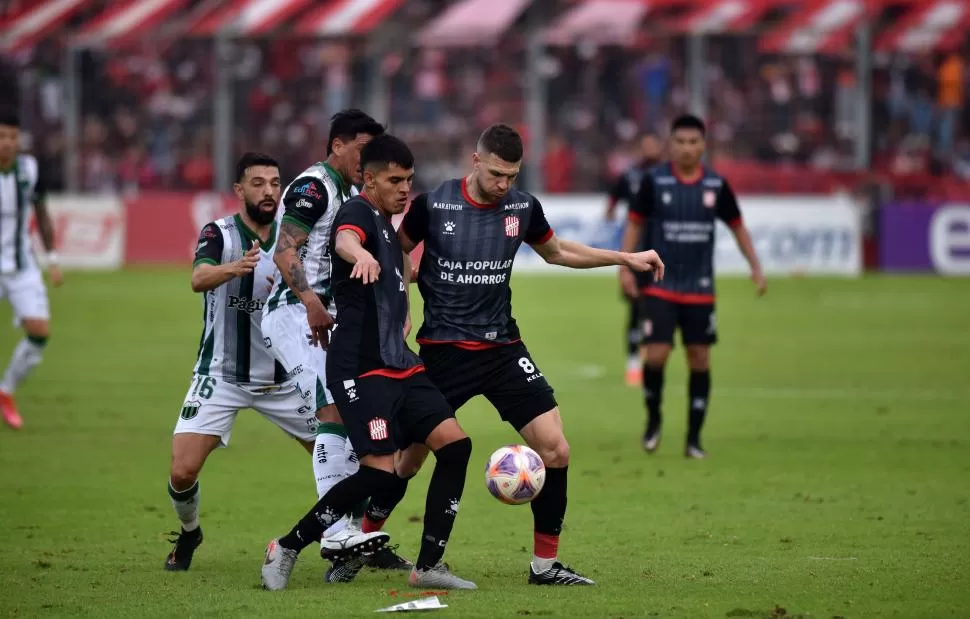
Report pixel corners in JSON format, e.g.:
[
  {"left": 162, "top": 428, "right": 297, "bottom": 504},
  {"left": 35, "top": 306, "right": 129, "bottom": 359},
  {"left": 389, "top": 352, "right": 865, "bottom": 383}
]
[
  {"left": 528, "top": 561, "right": 595, "bottom": 586},
  {"left": 365, "top": 544, "right": 413, "bottom": 570},
  {"left": 165, "top": 527, "right": 203, "bottom": 571},
  {"left": 325, "top": 555, "right": 367, "bottom": 583}
]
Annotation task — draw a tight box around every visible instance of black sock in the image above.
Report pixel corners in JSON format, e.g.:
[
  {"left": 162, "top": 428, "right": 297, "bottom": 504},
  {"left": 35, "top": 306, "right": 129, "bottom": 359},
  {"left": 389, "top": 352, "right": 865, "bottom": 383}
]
[
  {"left": 531, "top": 465, "right": 567, "bottom": 537},
  {"left": 416, "top": 438, "right": 472, "bottom": 570},
  {"left": 364, "top": 472, "right": 414, "bottom": 530},
  {"left": 626, "top": 301, "right": 639, "bottom": 359},
  {"left": 642, "top": 364, "right": 665, "bottom": 435},
  {"left": 687, "top": 370, "right": 711, "bottom": 447},
  {"left": 278, "top": 466, "right": 395, "bottom": 553}
]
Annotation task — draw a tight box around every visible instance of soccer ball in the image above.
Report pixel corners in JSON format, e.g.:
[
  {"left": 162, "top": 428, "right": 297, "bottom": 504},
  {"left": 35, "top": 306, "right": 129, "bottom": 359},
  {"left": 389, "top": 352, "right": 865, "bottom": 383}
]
[{"left": 484, "top": 445, "right": 546, "bottom": 505}]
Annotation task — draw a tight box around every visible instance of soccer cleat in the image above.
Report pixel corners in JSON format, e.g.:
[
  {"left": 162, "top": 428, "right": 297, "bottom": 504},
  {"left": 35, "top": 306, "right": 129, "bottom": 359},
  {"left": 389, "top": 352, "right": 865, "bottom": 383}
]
[
  {"left": 529, "top": 561, "right": 595, "bottom": 586},
  {"left": 320, "top": 529, "right": 390, "bottom": 562},
  {"left": 261, "top": 538, "right": 299, "bottom": 591},
  {"left": 365, "top": 544, "right": 413, "bottom": 570},
  {"left": 642, "top": 429, "right": 661, "bottom": 453},
  {"left": 684, "top": 444, "right": 707, "bottom": 459},
  {"left": 164, "top": 527, "right": 203, "bottom": 571},
  {"left": 0, "top": 391, "right": 23, "bottom": 430},
  {"left": 409, "top": 563, "right": 477, "bottom": 590},
  {"left": 325, "top": 555, "right": 367, "bottom": 583}
]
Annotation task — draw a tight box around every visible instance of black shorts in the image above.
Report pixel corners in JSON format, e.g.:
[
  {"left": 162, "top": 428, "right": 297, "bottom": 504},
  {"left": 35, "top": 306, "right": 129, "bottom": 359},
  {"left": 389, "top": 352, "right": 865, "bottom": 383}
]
[
  {"left": 639, "top": 295, "right": 717, "bottom": 346},
  {"left": 419, "top": 341, "right": 557, "bottom": 432},
  {"left": 328, "top": 372, "right": 454, "bottom": 457}
]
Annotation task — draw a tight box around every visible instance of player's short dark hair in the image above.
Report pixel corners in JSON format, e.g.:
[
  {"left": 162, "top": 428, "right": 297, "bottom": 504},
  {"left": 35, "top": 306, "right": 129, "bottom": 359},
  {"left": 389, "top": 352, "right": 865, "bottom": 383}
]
[
  {"left": 235, "top": 152, "right": 279, "bottom": 182},
  {"left": 0, "top": 106, "right": 20, "bottom": 128},
  {"left": 327, "top": 109, "right": 384, "bottom": 156},
  {"left": 477, "top": 124, "right": 523, "bottom": 163},
  {"left": 360, "top": 134, "right": 414, "bottom": 172},
  {"left": 671, "top": 114, "right": 706, "bottom": 136}
]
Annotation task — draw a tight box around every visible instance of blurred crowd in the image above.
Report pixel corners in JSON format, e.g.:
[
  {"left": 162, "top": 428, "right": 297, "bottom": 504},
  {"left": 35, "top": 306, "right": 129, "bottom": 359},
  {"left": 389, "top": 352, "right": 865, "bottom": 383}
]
[{"left": 3, "top": 0, "right": 968, "bottom": 194}]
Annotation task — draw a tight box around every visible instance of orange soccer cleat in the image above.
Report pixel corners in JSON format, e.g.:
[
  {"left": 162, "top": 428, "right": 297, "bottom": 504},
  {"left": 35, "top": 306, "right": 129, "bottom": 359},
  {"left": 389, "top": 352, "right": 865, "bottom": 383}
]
[{"left": 0, "top": 390, "right": 23, "bottom": 430}]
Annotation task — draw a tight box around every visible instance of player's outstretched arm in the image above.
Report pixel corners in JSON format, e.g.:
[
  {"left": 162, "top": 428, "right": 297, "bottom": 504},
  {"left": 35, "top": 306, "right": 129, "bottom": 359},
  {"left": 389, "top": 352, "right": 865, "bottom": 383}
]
[
  {"left": 190, "top": 222, "right": 258, "bottom": 292},
  {"left": 531, "top": 234, "right": 664, "bottom": 280},
  {"left": 619, "top": 218, "right": 644, "bottom": 297},
  {"left": 335, "top": 229, "right": 381, "bottom": 285},
  {"left": 192, "top": 243, "right": 260, "bottom": 292}
]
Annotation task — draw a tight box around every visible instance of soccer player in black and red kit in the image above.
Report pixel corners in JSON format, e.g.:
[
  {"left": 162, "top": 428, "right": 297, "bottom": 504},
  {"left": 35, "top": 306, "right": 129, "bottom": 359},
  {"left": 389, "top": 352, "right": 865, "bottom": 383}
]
[
  {"left": 261, "top": 135, "right": 476, "bottom": 591},
  {"left": 605, "top": 133, "right": 664, "bottom": 387},
  {"left": 621, "top": 115, "right": 766, "bottom": 459},
  {"left": 355, "top": 124, "right": 664, "bottom": 586}
]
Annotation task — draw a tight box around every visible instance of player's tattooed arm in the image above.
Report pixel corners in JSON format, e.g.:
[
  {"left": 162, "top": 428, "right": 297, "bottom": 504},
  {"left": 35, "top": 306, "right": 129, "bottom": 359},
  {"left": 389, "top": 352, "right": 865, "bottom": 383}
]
[{"left": 274, "top": 220, "right": 311, "bottom": 294}]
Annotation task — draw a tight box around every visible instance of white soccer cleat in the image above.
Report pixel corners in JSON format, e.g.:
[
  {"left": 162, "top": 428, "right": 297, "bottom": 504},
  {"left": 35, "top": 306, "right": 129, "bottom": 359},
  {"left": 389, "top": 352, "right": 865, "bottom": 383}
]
[
  {"left": 642, "top": 431, "right": 661, "bottom": 453},
  {"left": 261, "top": 538, "right": 298, "bottom": 591},
  {"left": 320, "top": 529, "right": 390, "bottom": 561},
  {"left": 409, "top": 563, "right": 477, "bottom": 590},
  {"left": 684, "top": 444, "right": 707, "bottom": 459}
]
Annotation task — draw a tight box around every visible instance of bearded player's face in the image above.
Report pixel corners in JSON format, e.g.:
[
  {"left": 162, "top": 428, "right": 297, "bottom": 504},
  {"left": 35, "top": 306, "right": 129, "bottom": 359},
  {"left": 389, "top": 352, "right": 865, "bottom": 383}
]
[
  {"left": 474, "top": 151, "right": 520, "bottom": 202},
  {"left": 234, "top": 165, "right": 281, "bottom": 226},
  {"left": 669, "top": 128, "right": 705, "bottom": 169},
  {"left": 366, "top": 163, "right": 414, "bottom": 216},
  {"left": 0, "top": 124, "right": 18, "bottom": 166}
]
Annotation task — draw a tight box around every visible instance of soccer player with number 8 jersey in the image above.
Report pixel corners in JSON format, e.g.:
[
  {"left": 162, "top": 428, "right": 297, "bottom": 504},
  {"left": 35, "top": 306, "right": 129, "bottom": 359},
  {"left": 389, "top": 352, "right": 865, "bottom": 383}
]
[{"left": 348, "top": 124, "right": 664, "bottom": 586}]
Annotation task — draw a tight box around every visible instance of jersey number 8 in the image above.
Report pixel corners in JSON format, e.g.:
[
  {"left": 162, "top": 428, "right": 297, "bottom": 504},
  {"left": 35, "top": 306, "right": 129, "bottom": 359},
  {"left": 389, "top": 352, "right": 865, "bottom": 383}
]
[{"left": 518, "top": 357, "right": 535, "bottom": 374}]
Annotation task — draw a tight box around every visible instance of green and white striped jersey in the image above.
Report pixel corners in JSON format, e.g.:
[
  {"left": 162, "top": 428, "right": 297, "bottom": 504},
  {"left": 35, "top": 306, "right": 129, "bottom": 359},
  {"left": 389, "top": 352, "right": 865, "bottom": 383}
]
[
  {"left": 192, "top": 214, "right": 287, "bottom": 386},
  {"left": 0, "top": 154, "right": 43, "bottom": 274},
  {"left": 264, "top": 162, "right": 356, "bottom": 315}
]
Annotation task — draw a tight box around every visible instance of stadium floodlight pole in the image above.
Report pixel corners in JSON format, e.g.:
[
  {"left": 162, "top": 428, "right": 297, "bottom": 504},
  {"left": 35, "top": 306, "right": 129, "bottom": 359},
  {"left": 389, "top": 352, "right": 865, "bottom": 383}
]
[
  {"left": 523, "top": 2, "right": 547, "bottom": 194},
  {"left": 213, "top": 33, "right": 234, "bottom": 192},
  {"left": 686, "top": 34, "right": 707, "bottom": 127},
  {"left": 63, "top": 41, "right": 81, "bottom": 192},
  {"left": 853, "top": 19, "right": 873, "bottom": 170}
]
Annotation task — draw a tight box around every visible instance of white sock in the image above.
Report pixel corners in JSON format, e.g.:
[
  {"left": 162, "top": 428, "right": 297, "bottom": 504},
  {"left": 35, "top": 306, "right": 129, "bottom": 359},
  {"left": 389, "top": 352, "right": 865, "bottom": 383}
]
[
  {"left": 626, "top": 355, "right": 640, "bottom": 372},
  {"left": 168, "top": 480, "right": 200, "bottom": 532},
  {"left": 0, "top": 337, "right": 45, "bottom": 394},
  {"left": 314, "top": 424, "right": 349, "bottom": 541},
  {"left": 532, "top": 556, "right": 556, "bottom": 573}
]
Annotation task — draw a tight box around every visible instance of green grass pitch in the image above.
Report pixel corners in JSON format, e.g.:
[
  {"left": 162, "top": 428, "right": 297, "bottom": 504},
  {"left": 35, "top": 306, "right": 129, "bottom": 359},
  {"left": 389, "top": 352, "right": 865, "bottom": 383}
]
[{"left": 1, "top": 270, "right": 968, "bottom": 618}]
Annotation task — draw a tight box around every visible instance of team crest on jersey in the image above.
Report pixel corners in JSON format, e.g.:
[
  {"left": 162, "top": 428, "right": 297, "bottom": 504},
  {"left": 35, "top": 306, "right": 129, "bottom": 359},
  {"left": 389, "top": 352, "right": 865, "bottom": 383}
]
[
  {"left": 368, "top": 418, "right": 389, "bottom": 441},
  {"left": 504, "top": 215, "right": 520, "bottom": 238},
  {"left": 703, "top": 190, "right": 716, "bottom": 208},
  {"left": 443, "top": 221, "right": 456, "bottom": 235}
]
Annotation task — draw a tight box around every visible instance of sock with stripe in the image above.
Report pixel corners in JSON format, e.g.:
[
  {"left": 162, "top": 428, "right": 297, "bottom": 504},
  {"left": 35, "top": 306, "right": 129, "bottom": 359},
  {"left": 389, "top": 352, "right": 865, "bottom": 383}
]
[
  {"left": 168, "top": 480, "right": 200, "bottom": 532},
  {"left": 0, "top": 335, "right": 46, "bottom": 394},
  {"left": 530, "top": 465, "right": 567, "bottom": 573}
]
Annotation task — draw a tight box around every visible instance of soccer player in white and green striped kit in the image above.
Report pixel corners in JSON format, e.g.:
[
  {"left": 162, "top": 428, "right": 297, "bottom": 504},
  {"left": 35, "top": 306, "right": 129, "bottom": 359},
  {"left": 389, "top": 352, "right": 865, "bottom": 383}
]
[{"left": 166, "top": 152, "right": 327, "bottom": 570}]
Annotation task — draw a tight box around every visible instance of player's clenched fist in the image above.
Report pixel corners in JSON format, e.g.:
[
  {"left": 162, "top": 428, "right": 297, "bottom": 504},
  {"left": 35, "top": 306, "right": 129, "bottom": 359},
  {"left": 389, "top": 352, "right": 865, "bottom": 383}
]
[
  {"left": 351, "top": 253, "right": 381, "bottom": 284},
  {"left": 623, "top": 250, "right": 665, "bottom": 282},
  {"left": 233, "top": 242, "right": 261, "bottom": 276}
]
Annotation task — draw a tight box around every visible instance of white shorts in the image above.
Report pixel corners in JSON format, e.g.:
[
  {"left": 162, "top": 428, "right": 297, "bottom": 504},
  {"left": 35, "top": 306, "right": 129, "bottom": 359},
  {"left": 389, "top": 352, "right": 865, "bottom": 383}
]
[
  {"left": 174, "top": 374, "right": 317, "bottom": 447},
  {"left": 0, "top": 268, "right": 50, "bottom": 324},
  {"left": 261, "top": 303, "right": 333, "bottom": 410}
]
